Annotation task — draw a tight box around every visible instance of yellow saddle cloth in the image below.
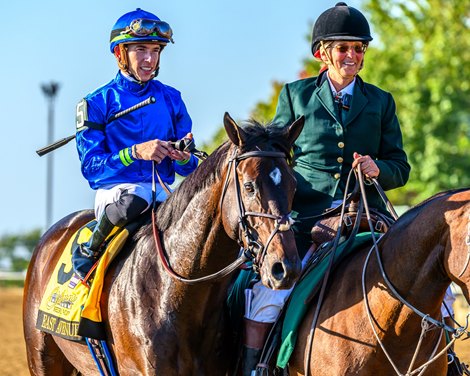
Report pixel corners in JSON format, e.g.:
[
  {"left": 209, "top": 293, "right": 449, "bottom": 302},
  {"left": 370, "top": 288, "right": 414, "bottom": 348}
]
[{"left": 36, "top": 220, "right": 130, "bottom": 341}]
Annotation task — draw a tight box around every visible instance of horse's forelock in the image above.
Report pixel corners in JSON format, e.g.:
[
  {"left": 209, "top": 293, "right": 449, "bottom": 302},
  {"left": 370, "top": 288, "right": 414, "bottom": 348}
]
[{"left": 238, "top": 120, "right": 292, "bottom": 156}]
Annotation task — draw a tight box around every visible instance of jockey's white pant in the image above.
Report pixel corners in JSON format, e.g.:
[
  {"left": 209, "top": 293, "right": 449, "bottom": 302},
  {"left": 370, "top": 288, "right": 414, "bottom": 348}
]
[
  {"left": 94, "top": 182, "right": 169, "bottom": 219},
  {"left": 441, "top": 286, "right": 456, "bottom": 318},
  {"left": 245, "top": 247, "right": 314, "bottom": 323}
]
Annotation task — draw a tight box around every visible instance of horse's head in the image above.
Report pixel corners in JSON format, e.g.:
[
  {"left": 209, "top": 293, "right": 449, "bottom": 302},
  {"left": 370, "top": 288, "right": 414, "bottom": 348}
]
[{"left": 220, "top": 113, "right": 304, "bottom": 289}]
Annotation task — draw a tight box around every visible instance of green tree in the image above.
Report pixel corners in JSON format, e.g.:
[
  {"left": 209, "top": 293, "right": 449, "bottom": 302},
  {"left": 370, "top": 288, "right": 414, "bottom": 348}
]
[
  {"left": 200, "top": 124, "right": 228, "bottom": 155},
  {"left": 250, "top": 81, "right": 285, "bottom": 124},
  {"left": 0, "top": 229, "right": 41, "bottom": 271},
  {"left": 360, "top": 0, "right": 470, "bottom": 203}
]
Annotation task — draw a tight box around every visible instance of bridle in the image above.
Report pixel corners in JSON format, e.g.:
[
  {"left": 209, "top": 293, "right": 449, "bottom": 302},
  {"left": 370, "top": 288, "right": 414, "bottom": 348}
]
[
  {"left": 360, "top": 171, "right": 470, "bottom": 375},
  {"left": 152, "top": 147, "right": 295, "bottom": 285},
  {"left": 221, "top": 148, "right": 295, "bottom": 271}
]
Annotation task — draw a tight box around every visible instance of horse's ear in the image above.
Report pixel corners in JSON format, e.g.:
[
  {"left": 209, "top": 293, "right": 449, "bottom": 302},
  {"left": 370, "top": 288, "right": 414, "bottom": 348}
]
[
  {"left": 224, "top": 112, "right": 247, "bottom": 146},
  {"left": 287, "top": 116, "right": 305, "bottom": 146}
]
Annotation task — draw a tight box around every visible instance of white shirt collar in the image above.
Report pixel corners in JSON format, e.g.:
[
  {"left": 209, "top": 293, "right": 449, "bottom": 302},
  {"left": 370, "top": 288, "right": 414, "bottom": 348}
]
[{"left": 327, "top": 76, "right": 356, "bottom": 98}]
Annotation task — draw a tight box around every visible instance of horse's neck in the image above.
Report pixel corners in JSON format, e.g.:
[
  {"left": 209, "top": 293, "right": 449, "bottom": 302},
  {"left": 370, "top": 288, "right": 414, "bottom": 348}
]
[
  {"left": 369, "top": 215, "right": 450, "bottom": 318},
  {"left": 118, "top": 181, "right": 237, "bottom": 323},
  {"left": 149, "top": 181, "right": 239, "bottom": 303},
  {"left": 163, "top": 183, "right": 236, "bottom": 266}
]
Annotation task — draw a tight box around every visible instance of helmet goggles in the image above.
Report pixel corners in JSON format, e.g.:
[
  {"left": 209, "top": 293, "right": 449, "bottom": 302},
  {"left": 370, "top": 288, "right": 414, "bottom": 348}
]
[{"left": 122, "top": 19, "right": 174, "bottom": 43}]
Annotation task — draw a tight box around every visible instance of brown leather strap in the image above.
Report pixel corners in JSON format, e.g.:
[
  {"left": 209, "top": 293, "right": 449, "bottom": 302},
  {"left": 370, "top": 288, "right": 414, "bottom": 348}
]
[{"left": 243, "top": 318, "right": 273, "bottom": 349}]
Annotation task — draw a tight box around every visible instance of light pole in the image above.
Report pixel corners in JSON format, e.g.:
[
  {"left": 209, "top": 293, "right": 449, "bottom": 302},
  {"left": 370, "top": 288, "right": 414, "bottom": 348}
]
[{"left": 41, "top": 82, "right": 60, "bottom": 229}]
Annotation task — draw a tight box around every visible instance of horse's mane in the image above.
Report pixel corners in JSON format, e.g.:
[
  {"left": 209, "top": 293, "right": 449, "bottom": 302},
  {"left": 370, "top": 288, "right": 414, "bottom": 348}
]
[
  {"left": 154, "top": 120, "right": 293, "bottom": 232},
  {"left": 391, "top": 187, "right": 469, "bottom": 229}
]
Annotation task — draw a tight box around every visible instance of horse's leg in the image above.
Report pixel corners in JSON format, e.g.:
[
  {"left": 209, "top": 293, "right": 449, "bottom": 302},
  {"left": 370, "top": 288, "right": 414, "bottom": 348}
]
[{"left": 24, "top": 330, "right": 76, "bottom": 375}]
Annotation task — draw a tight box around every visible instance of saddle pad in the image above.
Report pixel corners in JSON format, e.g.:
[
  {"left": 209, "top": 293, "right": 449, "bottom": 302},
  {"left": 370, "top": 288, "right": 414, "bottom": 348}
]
[
  {"left": 36, "top": 221, "right": 128, "bottom": 341},
  {"left": 276, "top": 232, "right": 376, "bottom": 369}
]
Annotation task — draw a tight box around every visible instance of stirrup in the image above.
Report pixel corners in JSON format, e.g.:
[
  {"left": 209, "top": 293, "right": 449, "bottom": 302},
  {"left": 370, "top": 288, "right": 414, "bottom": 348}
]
[{"left": 79, "top": 243, "right": 102, "bottom": 258}]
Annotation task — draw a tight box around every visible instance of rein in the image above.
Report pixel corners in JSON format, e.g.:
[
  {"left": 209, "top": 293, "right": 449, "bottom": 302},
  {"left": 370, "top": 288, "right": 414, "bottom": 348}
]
[
  {"left": 457, "top": 214, "right": 470, "bottom": 278},
  {"left": 151, "top": 147, "right": 295, "bottom": 284},
  {"left": 360, "top": 168, "right": 470, "bottom": 375},
  {"left": 303, "top": 167, "right": 366, "bottom": 375}
]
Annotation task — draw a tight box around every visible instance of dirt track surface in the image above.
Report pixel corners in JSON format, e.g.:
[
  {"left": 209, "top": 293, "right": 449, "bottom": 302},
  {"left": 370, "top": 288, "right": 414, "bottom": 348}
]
[
  {"left": 2, "top": 287, "right": 469, "bottom": 375},
  {"left": 1, "top": 288, "right": 29, "bottom": 376}
]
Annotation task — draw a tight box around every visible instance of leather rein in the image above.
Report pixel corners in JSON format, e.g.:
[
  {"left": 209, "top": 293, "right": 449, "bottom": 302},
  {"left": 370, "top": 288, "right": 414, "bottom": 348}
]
[
  {"left": 360, "top": 169, "right": 470, "bottom": 376},
  {"left": 303, "top": 167, "right": 469, "bottom": 376},
  {"left": 151, "top": 148, "right": 295, "bottom": 285}
]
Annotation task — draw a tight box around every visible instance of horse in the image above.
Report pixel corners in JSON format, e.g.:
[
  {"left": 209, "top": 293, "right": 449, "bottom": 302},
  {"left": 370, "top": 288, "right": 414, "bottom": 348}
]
[
  {"left": 23, "top": 113, "right": 305, "bottom": 375},
  {"left": 288, "top": 188, "right": 470, "bottom": 376}
]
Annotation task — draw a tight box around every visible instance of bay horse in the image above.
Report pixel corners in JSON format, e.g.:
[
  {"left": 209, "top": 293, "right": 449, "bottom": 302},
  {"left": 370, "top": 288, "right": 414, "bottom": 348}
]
[
  {"left": 23, "top": 113, "right": 305, "bottom": 375},
  {"left": 288, "top": 188, "right": 470, "bottom": 375}
]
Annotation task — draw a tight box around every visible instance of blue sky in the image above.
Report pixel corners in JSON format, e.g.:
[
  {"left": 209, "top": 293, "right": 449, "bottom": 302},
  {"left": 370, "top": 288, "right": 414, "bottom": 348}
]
[{"left": 1, "top": 0, "right": 361, "bottom": 235}]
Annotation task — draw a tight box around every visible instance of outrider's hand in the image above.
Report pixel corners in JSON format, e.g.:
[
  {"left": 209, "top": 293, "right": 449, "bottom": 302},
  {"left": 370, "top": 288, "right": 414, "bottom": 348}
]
[{"left": 352, "top": 152, "right": 380, "bottom": 178}]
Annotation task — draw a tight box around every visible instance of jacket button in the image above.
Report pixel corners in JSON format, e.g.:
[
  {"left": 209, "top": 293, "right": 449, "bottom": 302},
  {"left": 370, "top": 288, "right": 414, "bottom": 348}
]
[
  {"left": 338, "top": 142, "right": 345, "bottom": 148},
  {"left": 334, "top": 173, "right": 341, "bottom": 179},
  {"left": 337, "top": 157, "right": 343, "bottom": 163}
]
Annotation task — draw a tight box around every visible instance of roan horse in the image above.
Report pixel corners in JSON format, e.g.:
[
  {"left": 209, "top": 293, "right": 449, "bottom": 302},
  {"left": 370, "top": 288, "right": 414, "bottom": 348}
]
[
  {"left": 23, "top": 113, "right": 305, "bottom": 375},
  {"left": 288, "top": 188, "right": 470, "bottom": 375}
]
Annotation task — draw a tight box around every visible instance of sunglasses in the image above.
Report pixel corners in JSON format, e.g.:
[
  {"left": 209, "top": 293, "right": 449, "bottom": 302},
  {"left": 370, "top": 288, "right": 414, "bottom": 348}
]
[
  {"left": 332, "top": 44, "right": 367, "bottom": 54},
  {"left": 123, "top": 19, "right": 174, "bottom": 42}
]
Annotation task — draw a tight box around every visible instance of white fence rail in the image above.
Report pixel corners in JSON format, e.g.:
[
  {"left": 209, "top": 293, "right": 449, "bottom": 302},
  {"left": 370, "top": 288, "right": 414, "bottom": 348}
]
[{"left": 0, "top": 271, "right": 26, "bottom": 281}]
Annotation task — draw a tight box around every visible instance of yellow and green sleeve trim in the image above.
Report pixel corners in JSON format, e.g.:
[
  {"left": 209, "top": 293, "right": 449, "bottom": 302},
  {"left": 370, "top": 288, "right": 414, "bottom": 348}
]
[
  {"left": 175, "top": 158, "right": 190, "bottom": 165},
  {"left": 119, "top": 147, "right": 135, "bottom": 166}
]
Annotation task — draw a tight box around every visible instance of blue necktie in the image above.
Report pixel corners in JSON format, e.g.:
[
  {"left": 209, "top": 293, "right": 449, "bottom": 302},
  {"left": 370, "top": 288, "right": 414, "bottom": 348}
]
[{"left": 334, "top": 93, "right": 352, "bottom": 123}]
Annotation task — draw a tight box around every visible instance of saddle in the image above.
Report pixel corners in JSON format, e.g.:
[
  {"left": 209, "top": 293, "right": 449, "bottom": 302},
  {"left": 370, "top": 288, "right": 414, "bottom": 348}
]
[{"left": 310, "top": 199, "right": 395, "bottom": 248}]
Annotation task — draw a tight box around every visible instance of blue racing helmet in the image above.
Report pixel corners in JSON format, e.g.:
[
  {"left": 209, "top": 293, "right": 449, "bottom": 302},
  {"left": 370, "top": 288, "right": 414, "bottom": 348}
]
[{"left": 109, "top": 8, "right": 174, "bottom": 53}]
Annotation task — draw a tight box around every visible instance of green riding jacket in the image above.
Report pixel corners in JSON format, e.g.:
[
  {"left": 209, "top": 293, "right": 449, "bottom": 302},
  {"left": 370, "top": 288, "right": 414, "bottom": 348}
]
[{"left": 273, "top": 71, "right": 410, "bottom": 232}]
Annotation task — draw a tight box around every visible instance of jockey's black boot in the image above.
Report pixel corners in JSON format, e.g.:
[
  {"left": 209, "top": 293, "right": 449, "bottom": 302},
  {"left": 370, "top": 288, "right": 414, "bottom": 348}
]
[
  {"left": 241, "top": 318, "right": 273, "bottom": 376},
  {"left": 72, "top": 212, "right": 115, "bottom": 280}
]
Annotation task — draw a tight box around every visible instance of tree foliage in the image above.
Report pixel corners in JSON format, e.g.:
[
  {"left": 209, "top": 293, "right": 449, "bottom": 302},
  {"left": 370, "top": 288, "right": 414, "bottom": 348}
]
[
  {"left": 200, "top": 125, "right": 228, "bottom": 155},
  {"left": 250, "top": 81, "right": 285, "bottom": 124},
  {"left": 359, "top": 0, "right": 470, "bottom": 203},
  {"left": 251, "top": 0, "right": 470, "bottom": 205},
  {"left": 0, "top": 229, "right": 41, "bottom": 271}
]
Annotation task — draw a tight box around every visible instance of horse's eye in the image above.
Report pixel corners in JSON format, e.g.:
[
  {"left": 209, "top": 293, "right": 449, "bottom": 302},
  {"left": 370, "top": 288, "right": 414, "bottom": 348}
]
[{"left": 244, "top": 182, "right": 255, "bottom": 193}]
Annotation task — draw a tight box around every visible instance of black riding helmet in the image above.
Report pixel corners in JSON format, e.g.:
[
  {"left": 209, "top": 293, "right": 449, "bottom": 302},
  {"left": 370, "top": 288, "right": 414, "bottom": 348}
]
[{"left": 311, "top": 2, "right": 373, "bottom": 55}]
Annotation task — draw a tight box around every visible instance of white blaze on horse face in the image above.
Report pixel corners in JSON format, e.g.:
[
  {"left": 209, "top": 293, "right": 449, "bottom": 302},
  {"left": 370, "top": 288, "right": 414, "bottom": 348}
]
[{"left": 270, "top": 167, "right": 282, "bottom": 186}]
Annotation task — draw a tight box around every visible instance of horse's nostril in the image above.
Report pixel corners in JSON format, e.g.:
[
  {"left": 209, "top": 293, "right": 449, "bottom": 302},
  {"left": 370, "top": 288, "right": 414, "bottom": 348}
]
[{"left": 272, "top": 262, "right": 286, "bottom": 281}]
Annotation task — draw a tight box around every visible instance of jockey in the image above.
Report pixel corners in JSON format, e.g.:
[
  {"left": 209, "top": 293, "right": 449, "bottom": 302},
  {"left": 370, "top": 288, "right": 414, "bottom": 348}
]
[
  {"left": 72, "top": 8, "right": 198, "bottom": 280},
  {"left": 242, "top": 3, "right": 411, "bottom": 375}
]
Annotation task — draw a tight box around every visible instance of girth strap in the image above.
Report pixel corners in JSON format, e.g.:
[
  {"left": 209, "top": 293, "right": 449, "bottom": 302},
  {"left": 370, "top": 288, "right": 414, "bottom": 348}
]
[{"left": 86, "top": 338, "right": 118, "bottom": 376}]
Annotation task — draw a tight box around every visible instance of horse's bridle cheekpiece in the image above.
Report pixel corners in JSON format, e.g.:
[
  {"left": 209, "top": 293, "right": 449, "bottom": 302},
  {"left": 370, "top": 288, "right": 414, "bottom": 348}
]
[{"left": 221, "top": 148, "right": 295, "bottom": 273}]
